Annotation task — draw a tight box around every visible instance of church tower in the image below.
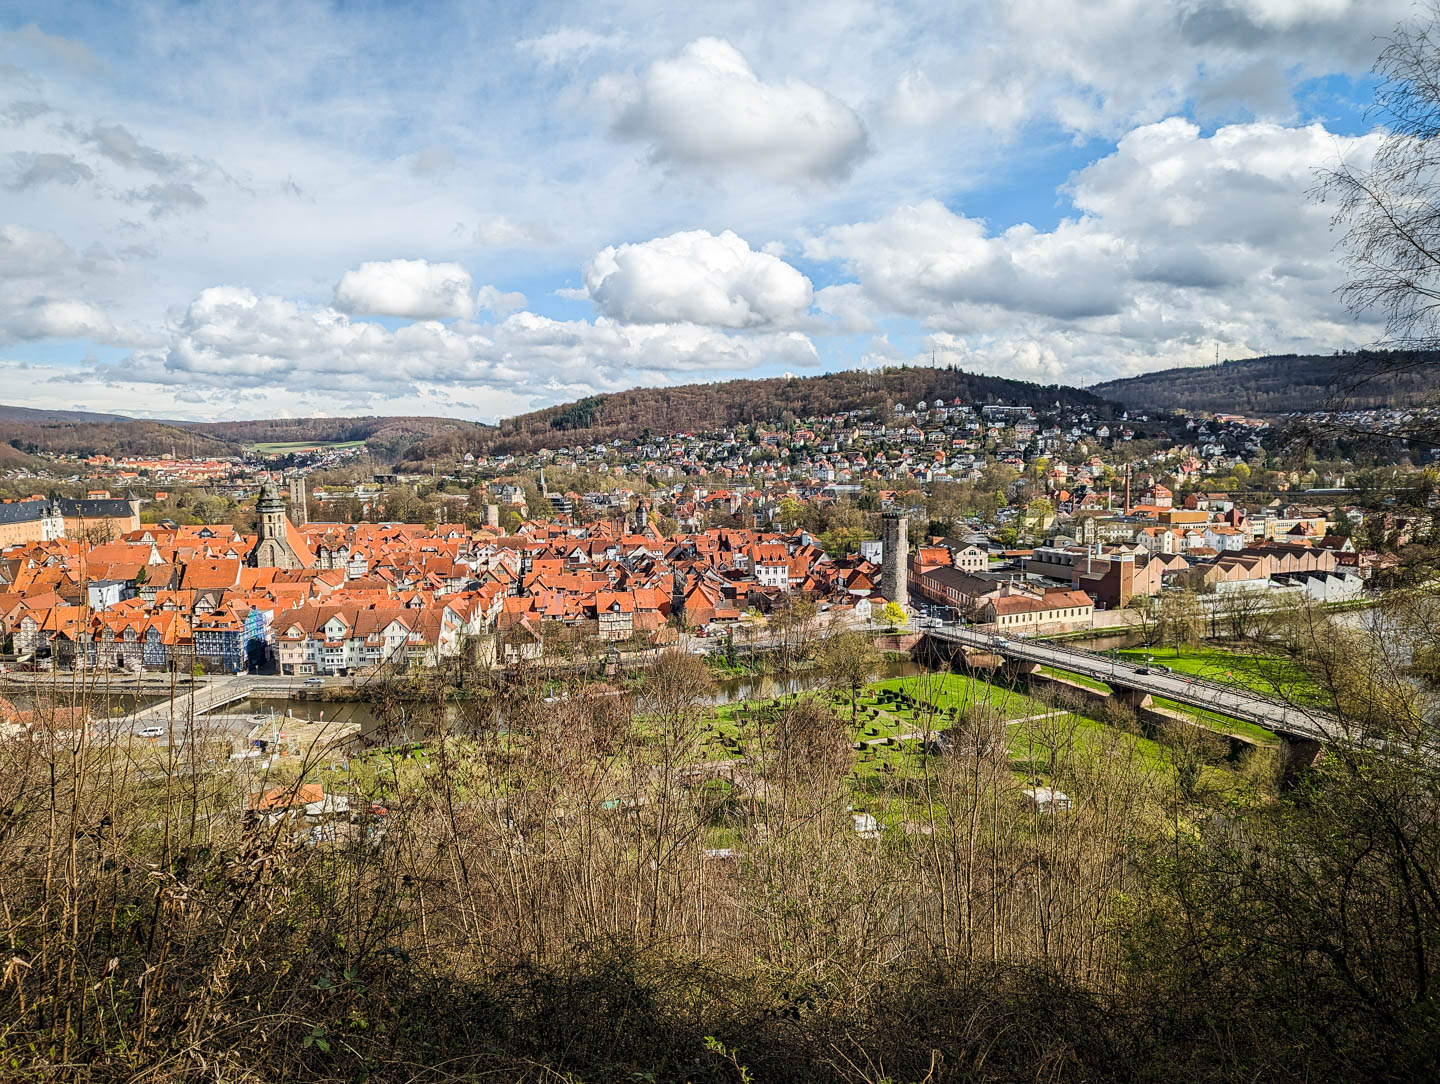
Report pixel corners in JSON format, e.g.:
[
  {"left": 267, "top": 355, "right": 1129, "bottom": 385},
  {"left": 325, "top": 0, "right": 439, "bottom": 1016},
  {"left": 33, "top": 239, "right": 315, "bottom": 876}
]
[{"left": 247, "top": 481, "right": 306, "bottom": 569}]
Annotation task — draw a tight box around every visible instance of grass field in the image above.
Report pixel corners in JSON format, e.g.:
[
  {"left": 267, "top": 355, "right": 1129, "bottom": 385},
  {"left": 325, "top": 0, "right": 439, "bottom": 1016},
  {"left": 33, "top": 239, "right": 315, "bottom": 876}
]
[
  {"left": 686, "top": 662, "right": 1279, "bottom": 850},
  {"left": 1113, "top": 645, "right": 1319, "bottom": 703},
  {"left": 1038, "top": 659, "right": 1281, "bottom": 745},
  {"left": 248, "top": 439, "right": 367, "bottom": 454},
  {"left": 698, "top": 669, "right": 1251, "bottom": 798}
]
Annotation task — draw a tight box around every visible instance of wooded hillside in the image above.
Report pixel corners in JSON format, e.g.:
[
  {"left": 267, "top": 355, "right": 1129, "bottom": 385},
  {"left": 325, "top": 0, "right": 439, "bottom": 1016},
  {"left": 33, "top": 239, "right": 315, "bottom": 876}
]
[
  {"left": 181, "top": 415, "right": 479, "bottom": 446},
  {"left": 1, "top": 419, "right": 238, "bottom": 459},
  {"left": 1092, "top": 350, "right": 1440, "bottom": 416},
  {"left": 0, "top": 404, "right": 133, "bottom": 423},
  {"left": 404, "top": 366, "right": 1119, "bottom": 460},
  {"left": 0, "top": 411, "right": 485, "bottom": 462}
]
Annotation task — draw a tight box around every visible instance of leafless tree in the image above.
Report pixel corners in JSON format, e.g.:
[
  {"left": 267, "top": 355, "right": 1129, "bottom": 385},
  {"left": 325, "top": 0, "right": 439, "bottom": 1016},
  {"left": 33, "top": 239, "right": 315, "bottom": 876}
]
[
  {"left": 817, "top": 631, "right": 881, "bottom": 730},
  {"left": 1321, "top": 6, "right": 1440, "bottom": 353},
  {"left": 1314, "top": 4, "right": 1440, "bottom": 445}
]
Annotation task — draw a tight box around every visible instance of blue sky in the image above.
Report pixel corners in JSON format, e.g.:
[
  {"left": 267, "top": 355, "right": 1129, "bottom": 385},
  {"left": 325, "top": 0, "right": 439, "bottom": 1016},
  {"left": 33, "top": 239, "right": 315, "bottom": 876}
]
[{"left": 0, "top": 0, "right": 1409, "bottom": 421}]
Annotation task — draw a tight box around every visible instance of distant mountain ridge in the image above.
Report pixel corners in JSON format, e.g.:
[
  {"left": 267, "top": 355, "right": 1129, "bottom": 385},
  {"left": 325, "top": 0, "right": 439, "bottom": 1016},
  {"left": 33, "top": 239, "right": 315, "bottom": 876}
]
[
  {"left": 10, "top": 352, "right": 1427, "bottom": 465},
  {"left": 0, "top": 404, "right": 133, "bottom": 424},
  {"left": 1091, "top": 351, "right": 1440, "bottom": 416},
  {"left": 402, "top": 365, "right": 1124, "bottom": 461},
  {"left": 0, "top": 410, "right": 484, "bottom": 462}
]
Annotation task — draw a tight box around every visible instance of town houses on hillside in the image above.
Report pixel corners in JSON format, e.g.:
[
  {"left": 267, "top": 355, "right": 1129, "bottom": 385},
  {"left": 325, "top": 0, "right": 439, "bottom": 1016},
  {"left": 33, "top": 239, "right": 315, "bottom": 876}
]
[
  {"left": 0, "top": 484, "right": 904, "bottom": 675},
  {"left": 0, "top": 385, "right": 1408, "bottom": 670}
]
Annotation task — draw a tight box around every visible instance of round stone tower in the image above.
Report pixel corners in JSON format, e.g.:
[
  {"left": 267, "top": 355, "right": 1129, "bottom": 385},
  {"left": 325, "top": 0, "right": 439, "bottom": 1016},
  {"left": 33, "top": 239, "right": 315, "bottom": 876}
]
[{"left": 881, "top": 511, "right": 908, "bottom": 610}]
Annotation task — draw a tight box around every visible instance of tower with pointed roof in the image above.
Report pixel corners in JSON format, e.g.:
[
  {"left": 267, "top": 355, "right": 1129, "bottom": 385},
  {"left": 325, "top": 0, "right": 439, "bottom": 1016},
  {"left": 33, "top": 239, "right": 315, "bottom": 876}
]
[{"left": 246, "top": 481, "right": 306, "bottom": 569}]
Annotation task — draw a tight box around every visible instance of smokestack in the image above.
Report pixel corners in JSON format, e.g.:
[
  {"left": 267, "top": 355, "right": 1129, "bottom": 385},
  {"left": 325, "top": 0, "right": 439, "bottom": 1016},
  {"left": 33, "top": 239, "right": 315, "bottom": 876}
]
[{"left": 1123, "top": 466, "right": 1131, "bottom": 517}]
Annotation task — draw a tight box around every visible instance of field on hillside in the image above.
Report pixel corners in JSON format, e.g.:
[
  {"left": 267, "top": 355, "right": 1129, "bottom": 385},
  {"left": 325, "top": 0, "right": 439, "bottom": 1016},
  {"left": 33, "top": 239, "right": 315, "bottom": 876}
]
[{"left": 247, "top": 439, "right": 367, "bottom": 454}]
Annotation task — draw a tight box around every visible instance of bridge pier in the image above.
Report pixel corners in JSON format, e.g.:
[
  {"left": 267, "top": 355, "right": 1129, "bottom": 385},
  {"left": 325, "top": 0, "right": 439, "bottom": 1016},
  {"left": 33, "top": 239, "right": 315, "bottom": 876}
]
[
  {"left": 1112, "top": 685, "right": 1153, "bottom": 711},
  {"left": 1278, "top": 734, "right": 1324, "bottom": 785},
  {"left": 917, "top": 633, "right": 1002, "bottom": 673},
  {"left": 1002, "top": 659, "right": 1042, "bottom": 680}
]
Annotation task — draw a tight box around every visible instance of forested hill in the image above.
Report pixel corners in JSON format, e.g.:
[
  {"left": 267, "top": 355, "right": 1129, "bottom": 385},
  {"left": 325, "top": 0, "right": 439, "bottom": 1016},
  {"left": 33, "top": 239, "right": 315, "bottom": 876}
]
[
  {"left": 0, "top": 404, "right": 133, "bottom": 423},
  {"left": 0, "top": 410, "right": 483, "bottom": 462},
  {"left": 404, "top": 366, "right": 1118, "bottom": 460},
  {"left": 1, "top": 418, "right": 238, "bottom": 459},
  {"left": 1091, "top": 351, "right": 1440, "bottom": 416},
  {"left": 178, "top": 416, "right": 482, "bottom": 460}
]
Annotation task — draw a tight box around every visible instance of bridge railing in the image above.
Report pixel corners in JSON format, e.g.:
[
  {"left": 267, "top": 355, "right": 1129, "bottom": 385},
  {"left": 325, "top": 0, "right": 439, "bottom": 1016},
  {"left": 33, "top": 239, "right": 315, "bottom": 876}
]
[
  {"left": 929, "top": 626, "right": 1340, "bottom": 738},
  {"left": 942, "top": 627, "right": 1320, "bottom": 722},
  {"left": 1003, "top": 634, "right": 1287, "bottom": 701}
]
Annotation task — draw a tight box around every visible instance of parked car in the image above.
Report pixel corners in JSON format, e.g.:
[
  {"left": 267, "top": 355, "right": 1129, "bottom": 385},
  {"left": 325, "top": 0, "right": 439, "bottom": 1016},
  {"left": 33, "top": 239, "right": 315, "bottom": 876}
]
[{"left": 304, "top": 676, "right": 325, "bottom": 686}]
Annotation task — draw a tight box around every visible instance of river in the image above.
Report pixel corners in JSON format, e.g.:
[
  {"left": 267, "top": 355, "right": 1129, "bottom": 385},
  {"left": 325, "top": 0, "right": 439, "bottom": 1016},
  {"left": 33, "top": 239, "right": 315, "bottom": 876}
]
[{"left": 199, "top": 658, "right": 932, "bottom": 742}]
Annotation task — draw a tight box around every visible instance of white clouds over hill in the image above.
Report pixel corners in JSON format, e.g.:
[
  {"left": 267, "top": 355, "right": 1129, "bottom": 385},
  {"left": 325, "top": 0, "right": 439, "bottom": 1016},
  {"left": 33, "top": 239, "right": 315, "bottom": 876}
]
[
  {"left": 583, "top": 229, "right": 813, "bottom": 328},
  {"left": 0, "top": 1, "right": 1414, "bottom": 418},
  {"left": 803, "top": 119, "right": 1382, "bottom": 382},
  {"left": 334, "top": 259, "right": 476, "bottom": 320},
  {"left": 98, "top": 284, "right": 818, "bottom": 412}
]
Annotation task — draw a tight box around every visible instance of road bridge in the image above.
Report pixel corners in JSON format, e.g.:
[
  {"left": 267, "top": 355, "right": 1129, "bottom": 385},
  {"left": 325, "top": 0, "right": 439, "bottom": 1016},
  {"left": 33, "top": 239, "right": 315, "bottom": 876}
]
[
  {"left": 127, "top": 676, "right": 254, "bottom": 729},
  {"left": 925, "top": 626, "right": 1339, "bottom": 745}
]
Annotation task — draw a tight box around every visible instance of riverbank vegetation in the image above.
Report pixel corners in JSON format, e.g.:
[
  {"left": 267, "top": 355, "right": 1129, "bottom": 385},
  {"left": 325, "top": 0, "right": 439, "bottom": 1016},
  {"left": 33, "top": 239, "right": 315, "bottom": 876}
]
[{"left": 0, "top": 603, "right": 1436, "bottom": 1082}]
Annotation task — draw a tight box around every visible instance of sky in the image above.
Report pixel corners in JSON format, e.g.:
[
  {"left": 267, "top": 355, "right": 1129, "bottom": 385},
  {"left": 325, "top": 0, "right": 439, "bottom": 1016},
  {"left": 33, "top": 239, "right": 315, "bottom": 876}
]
[{"left": 0, "top": 0, "right": 1410, "bottom": 422}]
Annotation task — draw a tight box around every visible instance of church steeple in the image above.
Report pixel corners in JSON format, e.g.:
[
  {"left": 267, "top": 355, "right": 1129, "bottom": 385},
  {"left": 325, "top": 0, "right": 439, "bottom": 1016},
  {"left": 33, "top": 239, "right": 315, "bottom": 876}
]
[{"left": 246, "top": 480, "right": 306, "bottom": 569}]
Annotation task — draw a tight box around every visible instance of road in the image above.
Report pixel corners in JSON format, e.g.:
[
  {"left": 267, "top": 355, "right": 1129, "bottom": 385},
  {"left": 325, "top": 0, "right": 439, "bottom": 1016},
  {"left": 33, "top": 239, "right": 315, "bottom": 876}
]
[{"left": 928, "top": 626, "right": 1339, "bottom": 742}]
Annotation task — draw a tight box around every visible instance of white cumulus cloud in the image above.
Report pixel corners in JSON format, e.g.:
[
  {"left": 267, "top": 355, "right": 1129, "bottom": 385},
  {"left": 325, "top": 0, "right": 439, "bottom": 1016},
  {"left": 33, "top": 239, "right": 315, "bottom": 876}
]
[
  {"left": 607, "top": 38, "right": 870, "bottom": 184},
  {"left": 475, "top": 285, "right": 527, "bottom": 315},
  {"left": 102, "top": 285, "right": 819, "bottom": 407},
  {"left": 806, "top": 118, "right": 1384, "bottom": 382},
  {"left": 583, "top": 228, "right": 813, "bottom": 328},
  {"left": 333, "top": 258, "right": 475, "bottom": 319}
]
